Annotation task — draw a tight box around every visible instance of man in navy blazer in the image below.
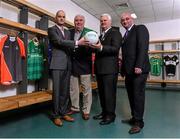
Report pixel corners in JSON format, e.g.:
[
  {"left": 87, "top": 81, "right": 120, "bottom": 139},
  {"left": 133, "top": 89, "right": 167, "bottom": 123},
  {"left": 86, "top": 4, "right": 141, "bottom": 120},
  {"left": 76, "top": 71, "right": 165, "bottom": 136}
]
[
  {"left": 68, "top": 15, "right": 93, "bottom": 120},
  {"left": 120, "top": 12, "right": 150, "bottom": 134}
]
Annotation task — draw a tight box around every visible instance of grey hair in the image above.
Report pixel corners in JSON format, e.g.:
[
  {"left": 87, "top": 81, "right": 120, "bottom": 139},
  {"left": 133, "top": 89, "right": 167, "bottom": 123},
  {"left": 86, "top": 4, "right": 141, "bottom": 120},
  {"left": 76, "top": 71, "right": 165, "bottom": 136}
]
[
  {"left": 74, "top": 14, "right": 85, "bottom": 21},
  {"left": 101, "top": 13, "right": 112, "bottom": 21}
]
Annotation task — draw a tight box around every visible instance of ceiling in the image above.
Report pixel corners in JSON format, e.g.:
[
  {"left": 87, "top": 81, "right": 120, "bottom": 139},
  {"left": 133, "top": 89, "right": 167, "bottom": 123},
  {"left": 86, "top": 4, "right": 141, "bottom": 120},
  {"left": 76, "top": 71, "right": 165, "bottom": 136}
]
[{"left": 71, "top": 0, "right": 180, "bottom": 26}]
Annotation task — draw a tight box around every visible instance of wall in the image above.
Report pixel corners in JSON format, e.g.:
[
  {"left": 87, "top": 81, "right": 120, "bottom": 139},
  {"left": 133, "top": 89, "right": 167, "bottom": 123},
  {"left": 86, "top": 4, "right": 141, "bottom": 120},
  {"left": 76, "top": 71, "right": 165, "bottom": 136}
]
[
  {"left": 146, "top": 19, "right": 180, "bottom": 41},
  {"left": 27, "top": 0, "right": 100, "bottom": 33}
]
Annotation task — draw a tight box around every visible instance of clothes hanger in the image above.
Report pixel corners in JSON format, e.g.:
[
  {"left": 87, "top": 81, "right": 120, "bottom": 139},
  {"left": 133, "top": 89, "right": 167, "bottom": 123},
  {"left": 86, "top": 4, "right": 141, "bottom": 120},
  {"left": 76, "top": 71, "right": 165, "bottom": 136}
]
[
  {"left": 152, "top": 55, "right": 160, "bottom": 58},
  {"left": 32, "top": 36, "right": 39, "bottom": 46},
  {"left": 32, "top": 37, "right": 39, "bottom": 42}
]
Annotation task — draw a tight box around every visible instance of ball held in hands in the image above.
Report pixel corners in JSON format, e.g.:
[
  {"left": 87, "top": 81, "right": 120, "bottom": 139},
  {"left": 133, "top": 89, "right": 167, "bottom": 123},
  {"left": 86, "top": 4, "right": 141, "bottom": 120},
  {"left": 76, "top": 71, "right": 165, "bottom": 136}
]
[{"left": 84, "top": 31, "right": 99, "bottom": 45}]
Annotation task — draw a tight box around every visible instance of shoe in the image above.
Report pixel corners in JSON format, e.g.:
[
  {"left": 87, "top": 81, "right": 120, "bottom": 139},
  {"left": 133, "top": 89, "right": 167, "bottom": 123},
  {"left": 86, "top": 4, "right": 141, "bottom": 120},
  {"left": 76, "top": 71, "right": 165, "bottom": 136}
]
[
  {"left": 67, "top": 110, "right": 80, "bottom": 115},
  {"left": 99, "top": 118, "right": 115, "bottom": 125},
  {"left": 93, "top": 113, "right": 104, "bottom": 120},
  {"left": 128, "top": 125, "right": 142, "bottom": 134},
  {"left": 53, "top": 118, "right": 63, "bottom": 126},
  {"left": 121, "top": 118, "right": 135, "bottom": 125},
  {"left": 82, "top": 113, "right": 90, "bottom": 120},
  {"left": 62, "top": 115, "right": 75, "bottom": 122}
]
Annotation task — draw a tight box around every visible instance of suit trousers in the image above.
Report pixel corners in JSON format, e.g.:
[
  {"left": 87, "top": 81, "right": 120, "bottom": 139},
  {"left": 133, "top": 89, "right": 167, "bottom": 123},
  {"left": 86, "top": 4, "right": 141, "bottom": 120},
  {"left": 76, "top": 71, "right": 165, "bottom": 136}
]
[
  {"left": 70, "top": 74, "right": 92, "bottom": 114},
  {"left": 52, "top": 69, "right": 71, "bottom": 118},
  {"left": 96, "top": 73, "right": 118, "bottom": 119},
  {"left": 125, "top": 73, "right": 148, "bottom": 121}
]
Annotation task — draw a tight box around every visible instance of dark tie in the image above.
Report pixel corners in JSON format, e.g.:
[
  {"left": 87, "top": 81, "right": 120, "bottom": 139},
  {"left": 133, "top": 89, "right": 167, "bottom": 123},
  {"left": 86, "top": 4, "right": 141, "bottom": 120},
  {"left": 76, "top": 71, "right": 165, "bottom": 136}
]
[{"left": 124, "top": 30, "right": 129, "bottom": 38}]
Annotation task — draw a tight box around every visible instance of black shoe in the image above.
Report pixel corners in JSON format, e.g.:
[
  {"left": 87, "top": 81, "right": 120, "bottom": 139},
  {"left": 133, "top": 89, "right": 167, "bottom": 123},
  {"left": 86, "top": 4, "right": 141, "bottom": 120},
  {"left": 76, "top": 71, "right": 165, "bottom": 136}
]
[
  {"left": 121, "top": 118, "right": 135, "bottom": 125},
  {"left": 129, "top": 125, "right": 142, "bottom": 134},
  {"left": 99, "top": 118, "right": 115, "bottom": 125},
  {"left": 93, "top": 113, "right": 104, "bottom": 120}
]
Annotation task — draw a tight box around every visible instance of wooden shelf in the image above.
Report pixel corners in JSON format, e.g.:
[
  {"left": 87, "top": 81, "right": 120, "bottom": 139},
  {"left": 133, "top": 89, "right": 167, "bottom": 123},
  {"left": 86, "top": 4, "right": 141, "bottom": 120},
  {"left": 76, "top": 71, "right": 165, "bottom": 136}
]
[
  {"left": 2, "top": 0, "right": 74, "bottom": 28},
  {"left": 150, "top": 38, "right": 180, "bottom": 44},
  {"left": 0, "top": 18, "right": 47, "bottom": 35},
  {"left": 118, "top": 77, "right": 180, "bottom": 84},
  {"left": 149, "top": 50, "right": 180, "bottom": 54}
]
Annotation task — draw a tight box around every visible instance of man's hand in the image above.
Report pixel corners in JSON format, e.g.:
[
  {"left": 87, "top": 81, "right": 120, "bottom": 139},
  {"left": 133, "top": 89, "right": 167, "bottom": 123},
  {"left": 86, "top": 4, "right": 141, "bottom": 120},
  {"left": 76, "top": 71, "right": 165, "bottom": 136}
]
[
  {"left": 77, "top": 37, "right": 90, "bottom": 46},
  {"left": 134, "top": 67, "right": 142, "bottom": 74},
  {"left": 89, "top": 41, "right": 103, "bottom": 50}
]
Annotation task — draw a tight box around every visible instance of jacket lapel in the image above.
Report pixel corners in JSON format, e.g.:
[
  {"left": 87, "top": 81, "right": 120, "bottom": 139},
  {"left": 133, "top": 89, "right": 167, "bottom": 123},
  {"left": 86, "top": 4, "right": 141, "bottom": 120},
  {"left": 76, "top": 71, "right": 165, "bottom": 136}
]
[
  {"left": 122, "top": 25, "right": 135, "bottom": 43},
  {"left": 79, "top": 28, "right": 92, "bottom": 39},
  {"left": 70, "top": 29, "right": 75, "bottom": 40},
  {"left": 55, "top": 25, "right": 65, "bottom": 39},
  {"left": 64, "top": 29, "right": 69, "bottom": 39},
  {"left": 100, "top": 28, "right": 112, "bottom": 41}
]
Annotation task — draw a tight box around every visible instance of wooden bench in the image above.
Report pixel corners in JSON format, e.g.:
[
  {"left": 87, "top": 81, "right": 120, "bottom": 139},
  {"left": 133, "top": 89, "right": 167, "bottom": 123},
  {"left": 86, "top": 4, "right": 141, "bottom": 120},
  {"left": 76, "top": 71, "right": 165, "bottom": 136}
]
[
  {"left": 0, "top": 91, "right": 52, "bottom": 112},
  {"left": 0, "top": 82, "right": 98, "bottom": 112}
]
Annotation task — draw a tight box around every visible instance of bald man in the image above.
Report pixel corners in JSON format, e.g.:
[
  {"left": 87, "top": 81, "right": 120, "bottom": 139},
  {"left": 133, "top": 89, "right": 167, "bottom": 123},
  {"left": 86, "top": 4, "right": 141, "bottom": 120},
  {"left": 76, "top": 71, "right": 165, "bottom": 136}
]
[
  {"left": 48, "top": 10, "right": 85, "bottom": 126},
  {"left": 120, "top": 12, "right": 150, "bottom": 134}
]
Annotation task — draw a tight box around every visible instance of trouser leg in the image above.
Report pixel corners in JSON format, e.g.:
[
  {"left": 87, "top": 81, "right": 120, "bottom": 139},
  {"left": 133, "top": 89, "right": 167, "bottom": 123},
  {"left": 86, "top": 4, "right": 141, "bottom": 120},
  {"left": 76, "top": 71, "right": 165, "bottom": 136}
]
[
  {"left": 52, "top": 69, "right": 70, "bottom": 118},
  {"left": 80, "top": 74, "right": 92, "bottom": 114},
  {"left": 70, "top": 75, "right": 80, "bottom": 111}
]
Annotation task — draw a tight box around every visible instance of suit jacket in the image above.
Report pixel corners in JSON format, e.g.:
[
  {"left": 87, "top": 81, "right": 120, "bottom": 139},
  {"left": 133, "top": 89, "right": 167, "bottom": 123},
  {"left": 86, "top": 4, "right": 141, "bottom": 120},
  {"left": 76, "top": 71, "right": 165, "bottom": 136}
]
[
  {"left": 95, "top": 27, "right": 122, "bottom": 74},
  {"left": 70, "top": 28, "right": 92, "bottom": 76},
  {"left": 121, "top": 25, "right": 150, "bottom": 75},
  {"left": 48, "top": 25, "right": 75, "bottom": 70}
]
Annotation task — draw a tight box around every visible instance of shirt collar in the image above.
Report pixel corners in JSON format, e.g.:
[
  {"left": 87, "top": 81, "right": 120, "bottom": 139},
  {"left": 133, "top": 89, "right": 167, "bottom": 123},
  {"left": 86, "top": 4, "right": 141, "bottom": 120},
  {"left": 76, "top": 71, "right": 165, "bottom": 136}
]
[
  {"left": 56, "top": 24, "right": 64, "bottom": 32},
  {"left": 127, "top": 24, "right": 134, "bottom": 31},
  {"left": 103, "top": 27, "right": 111, "bottom": 34}
]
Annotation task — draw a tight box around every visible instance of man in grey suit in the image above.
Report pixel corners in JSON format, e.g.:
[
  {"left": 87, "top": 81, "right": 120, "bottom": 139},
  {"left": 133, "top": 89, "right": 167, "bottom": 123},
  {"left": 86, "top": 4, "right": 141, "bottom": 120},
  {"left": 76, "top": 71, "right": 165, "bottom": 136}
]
[{"left": 48, "top": 10, "right": 85, "bottom": 127}]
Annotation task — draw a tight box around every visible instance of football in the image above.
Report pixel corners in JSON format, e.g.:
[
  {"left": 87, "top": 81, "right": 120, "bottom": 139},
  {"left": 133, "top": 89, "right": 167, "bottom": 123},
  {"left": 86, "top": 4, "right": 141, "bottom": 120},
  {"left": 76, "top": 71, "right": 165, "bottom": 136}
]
[{"left": 84, "top": 31, "right": 99, "bottom": 44}]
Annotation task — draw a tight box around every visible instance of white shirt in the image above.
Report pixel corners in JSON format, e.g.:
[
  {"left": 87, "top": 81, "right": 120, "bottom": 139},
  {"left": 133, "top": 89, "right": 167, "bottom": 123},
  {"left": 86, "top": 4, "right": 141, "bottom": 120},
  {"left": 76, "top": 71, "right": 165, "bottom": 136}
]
[{"left": 56, "top": 24, "right": 65, "bottom": 37}]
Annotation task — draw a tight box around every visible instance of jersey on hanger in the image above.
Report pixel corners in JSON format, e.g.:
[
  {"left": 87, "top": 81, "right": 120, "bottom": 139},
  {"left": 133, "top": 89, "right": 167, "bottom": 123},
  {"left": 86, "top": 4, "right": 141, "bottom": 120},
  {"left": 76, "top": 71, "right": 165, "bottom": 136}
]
[
  {"left": 150, "top": 56, "right": 162, "bottom": 76},
  {"left": 27, "top": 39, "right": 44, "bottom": 80},
  {"left": 0, "top": 35, "right": 26, "bottom": 85},
  {"left": 164, "top": 55, "right": 179, "bottom": 76}
]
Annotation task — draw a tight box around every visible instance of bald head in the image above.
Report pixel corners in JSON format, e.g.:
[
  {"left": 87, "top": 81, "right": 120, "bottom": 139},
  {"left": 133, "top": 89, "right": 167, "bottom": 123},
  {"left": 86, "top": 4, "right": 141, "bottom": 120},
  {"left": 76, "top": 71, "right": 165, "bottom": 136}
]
[
  {"left": 55, "top": 10, "right": 66, "bottom": 26},
  {"left": 120, "top": 12, "right": 134, "bottom": 30}
]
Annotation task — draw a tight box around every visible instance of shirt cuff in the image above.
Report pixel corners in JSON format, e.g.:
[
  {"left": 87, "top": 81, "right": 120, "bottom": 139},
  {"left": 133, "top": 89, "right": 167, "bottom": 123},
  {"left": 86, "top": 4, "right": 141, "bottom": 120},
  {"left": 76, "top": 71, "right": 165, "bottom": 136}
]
[
  {"left": 99, "top": 45, "right": 103, "bottom": 51},
  {"left": 75, "top": 41, "right": 78, "bottom": 48}
]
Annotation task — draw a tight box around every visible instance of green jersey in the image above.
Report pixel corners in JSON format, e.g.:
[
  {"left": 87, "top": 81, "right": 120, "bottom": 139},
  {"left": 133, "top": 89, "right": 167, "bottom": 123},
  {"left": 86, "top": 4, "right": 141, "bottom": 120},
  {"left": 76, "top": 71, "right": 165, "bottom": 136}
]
[
  {"left": 27, "top": 40, "right": 44, "bottom": 80},
  {"left": 150, "top": 56, "right": 162, "bottom": 76}
]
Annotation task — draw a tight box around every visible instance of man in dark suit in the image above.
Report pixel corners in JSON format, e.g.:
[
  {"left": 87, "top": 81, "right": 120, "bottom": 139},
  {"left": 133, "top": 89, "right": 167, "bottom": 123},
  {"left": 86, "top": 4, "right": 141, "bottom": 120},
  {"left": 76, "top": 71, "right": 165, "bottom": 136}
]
[
  {"left": 68, "top": 15, "right": 93, "bottom": 120},
  {"left": 48, "top": 10, "right": 85, "bottom": 126},
  {"left": 90, "top": 13, "right": 122, "bottom": 125},
  {"left": 120, "top": 12, "right": 150, "bottom": 134}
]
